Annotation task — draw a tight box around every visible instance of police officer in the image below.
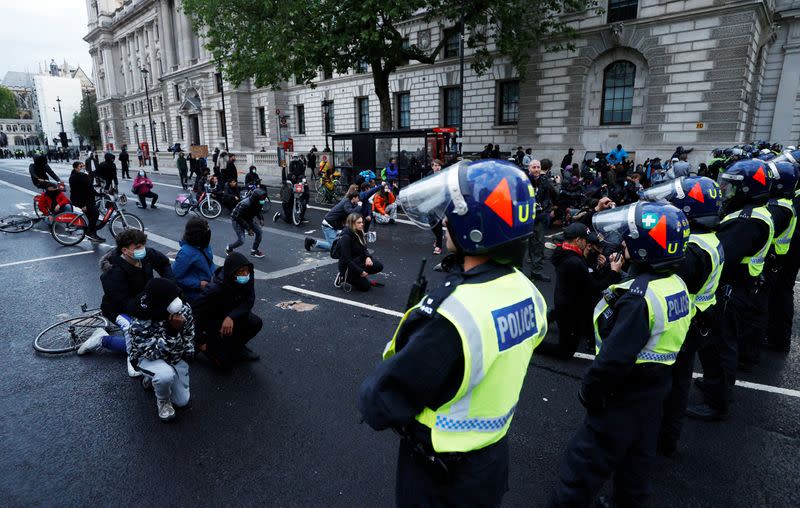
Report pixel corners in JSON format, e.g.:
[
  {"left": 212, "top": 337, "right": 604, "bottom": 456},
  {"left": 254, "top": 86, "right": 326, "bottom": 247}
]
[
  {"left": 358, "top": 160, "right": 547, "bottom": 506},
  {"left": 707, "top": 148, "right": 727, "bottom": 180},
  {"left": 550, "top": 202, "right": 693, "bottom": 507},
  {"left": 640, "top": 177, "right": 725, "bottom": 455},
  {"left": 689, "top": 159, "right": 774, "bottom": 420},
  {"left": 765, "top": 150, "right": 800, "bottom": 351}
]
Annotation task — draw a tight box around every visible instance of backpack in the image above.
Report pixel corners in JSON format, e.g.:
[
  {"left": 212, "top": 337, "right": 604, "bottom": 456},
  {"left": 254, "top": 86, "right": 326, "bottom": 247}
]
[{"left": 330, "top": 230, "right": 344, "bottom": 259}]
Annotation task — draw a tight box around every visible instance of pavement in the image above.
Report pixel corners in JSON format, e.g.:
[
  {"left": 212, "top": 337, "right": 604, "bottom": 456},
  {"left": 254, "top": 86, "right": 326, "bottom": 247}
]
[{"left": 0, "top": 158, "right": 799, "bottom": 506}]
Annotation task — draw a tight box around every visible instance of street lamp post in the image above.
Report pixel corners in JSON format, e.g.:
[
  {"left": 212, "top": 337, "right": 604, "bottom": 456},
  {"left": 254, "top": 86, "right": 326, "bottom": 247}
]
[
  {"left": 322, "top": 101, "right": 331, "bottom": 153},
  {"left": 55, "top": 96, "right": 67, "bottom": 149},
  {"left": 140, "top": 67, "right": 159, "bottom": 171},
  {"left": 216, "top": 64, "right": 229, "bottom": 151}
]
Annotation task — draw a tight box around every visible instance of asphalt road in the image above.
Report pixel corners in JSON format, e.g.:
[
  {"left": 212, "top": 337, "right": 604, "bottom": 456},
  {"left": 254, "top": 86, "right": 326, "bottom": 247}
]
[{"left": 0, "top": 158, "right": 799, "bottom": 506}]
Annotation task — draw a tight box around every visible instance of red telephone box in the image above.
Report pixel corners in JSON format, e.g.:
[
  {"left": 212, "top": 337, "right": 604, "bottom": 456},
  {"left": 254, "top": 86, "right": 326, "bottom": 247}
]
[{"left": 140, "top": 142, "right": 150, "bottom": 160}]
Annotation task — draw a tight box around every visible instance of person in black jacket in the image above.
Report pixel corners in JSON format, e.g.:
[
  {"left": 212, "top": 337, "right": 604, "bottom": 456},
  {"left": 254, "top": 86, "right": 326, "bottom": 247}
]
[
  {"left": 527, "top": 159, "right": 557, "bottom": 281},
  {"left": 221, "top": 179, "right": 242, "bottom": 212},
  {"left": 226, "top": 188, "right": 268, "bottom": 258},
  {"left": 337, "top": 213, "right": 384, "bottom": 291},
  {"left": 29, "top": 154, "right": 60, "bottom": 190},
  {"left": 68, "top": 161, "right": 104, "bottom": 242},
  {"left": 99, "top": 229, "right": 174, "bottom": 321},
  {"left": 538, "top": 223, "right": 623, "bottom": 359},
  {"left": 221, "top": 153, "right": 238, "bottom": 183},
  {"left": 119, "top": 145, "right": 131, "bottom": 179},
  {"left": 192, "top": 251, "right": 262, "bottom": 368},
  {"left": 96, "top": 152, "right": 119, "bottom": 191}
]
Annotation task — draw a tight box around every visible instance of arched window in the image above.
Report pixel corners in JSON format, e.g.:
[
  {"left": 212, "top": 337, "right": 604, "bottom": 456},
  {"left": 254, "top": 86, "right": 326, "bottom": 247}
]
[{"left": 601, "top": 61, "right": 635, "bottom": 125}]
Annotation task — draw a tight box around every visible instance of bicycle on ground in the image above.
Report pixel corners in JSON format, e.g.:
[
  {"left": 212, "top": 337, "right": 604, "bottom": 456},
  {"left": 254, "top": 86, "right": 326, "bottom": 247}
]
[{"left": 34, "top": 304, "right": 111, "bottom": 354}]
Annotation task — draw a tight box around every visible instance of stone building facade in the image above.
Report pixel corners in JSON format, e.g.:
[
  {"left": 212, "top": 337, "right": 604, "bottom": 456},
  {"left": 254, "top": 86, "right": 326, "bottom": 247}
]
[{"left": 85, "top": 0, "right": 800, "bottom": 168}]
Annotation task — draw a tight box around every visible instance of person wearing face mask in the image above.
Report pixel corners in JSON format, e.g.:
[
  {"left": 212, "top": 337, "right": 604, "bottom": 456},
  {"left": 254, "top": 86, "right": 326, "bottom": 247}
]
[
  {"left": 226, "top": 187, "right": 268, "bottom": 258},
  {"left": 173, "top": 217, "right": 216, "bottom": 305},
  {"left": 133, "top": 169, "right": 158, "bottom": 209},
  {"left": 245, "top": 165, "right": 262, "bottom": 187},
  {"left": 192, "top": 252, "right": 263, "bottom": 368},
  {"left": 126, "top": 278, "right": 195, "bottom": 421}
]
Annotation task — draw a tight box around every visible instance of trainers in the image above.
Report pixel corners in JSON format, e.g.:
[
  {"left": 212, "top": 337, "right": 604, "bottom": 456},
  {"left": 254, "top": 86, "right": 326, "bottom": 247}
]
[
  {"left": 272, "top": 212, "right": 281, "bottom": 223},
  {"left": 156, "top": 399, "right": 176, "bottom": 421},
  {"left": 304, "top": 237, "right": 315, "bottom": 251},
  {"left": 251, "top": 250, "right": 265, "bottom": 258},
  {"left": 127, "top": 357, "right": 142, "bottom": 378},
  {"left": 141, "top": 376, "right": 153, "bottom": 391},
  {"left": 77, "top": 328, "right": 107, "bottom": 355},
  {"left": 150, "top": 204, "right": 158, "bottom": 209},
  {"left": 239, "top": 345, "right": 260, "bottom": 361},
  {"left": 389, "top": 218, "right": 396, "bottom": 224},
  {"left": 225, "top": 246, "right": 233, "bottom": 255},
  {"left": 87, "top": 234, "right": 106, "bottom": 243}
]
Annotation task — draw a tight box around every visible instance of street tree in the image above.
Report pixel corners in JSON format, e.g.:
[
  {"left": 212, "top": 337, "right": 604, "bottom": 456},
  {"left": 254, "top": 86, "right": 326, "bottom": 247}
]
[
  {"left": 72, "top": 92, "right": 101, "bottom": 148},
  {"left": 0, "top": 86, "right": 18, "bottom": 118},
  {"left": 184, "top": 0, "right": 594, "bottom": 131}
]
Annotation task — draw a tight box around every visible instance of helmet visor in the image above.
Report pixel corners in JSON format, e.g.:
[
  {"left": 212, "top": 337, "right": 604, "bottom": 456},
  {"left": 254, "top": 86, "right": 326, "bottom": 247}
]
[
  {"left": 639, "top": 178, "right": 684, "bottom": 203},
  {"left": 591, "top": 202, "right": 638, "bottom": 241},
  {"left": 398, "top": 162, "right": 466, "bottom": 229},
  {"left": 717, "top": 172, "right": 741, "bottom": 203}
]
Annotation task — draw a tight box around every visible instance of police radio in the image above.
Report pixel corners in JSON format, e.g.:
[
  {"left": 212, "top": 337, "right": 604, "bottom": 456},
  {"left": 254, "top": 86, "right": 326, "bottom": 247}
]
[{"left": 406, "top": 259, "right": 428, "bottom": 311}]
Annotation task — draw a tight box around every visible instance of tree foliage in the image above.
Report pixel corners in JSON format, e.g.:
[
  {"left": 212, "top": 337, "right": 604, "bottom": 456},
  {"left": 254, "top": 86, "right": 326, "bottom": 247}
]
[
  {"left": 0, "top": 86, "right": 18, "bottom": 119},
  {"left": 184, "top": 0, "right": 595, "bottom": 130},
  {"left": 72, "top": 92, "right": 101, "bottom": 147}
]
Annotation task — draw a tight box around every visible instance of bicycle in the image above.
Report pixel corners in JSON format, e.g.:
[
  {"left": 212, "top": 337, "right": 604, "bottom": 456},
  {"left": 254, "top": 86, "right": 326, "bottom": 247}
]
[
  {"left": 315, "top": 175, "right": 341, "bottom": 205},
  {"left": 175, "top": 183, "right": 222, "bottom": 219},
  {"left": 34, "top": 304, "right": 110, "bottom": 354},
  {"left": 50, "top": 191, "right": 143, "bottom": 246}
]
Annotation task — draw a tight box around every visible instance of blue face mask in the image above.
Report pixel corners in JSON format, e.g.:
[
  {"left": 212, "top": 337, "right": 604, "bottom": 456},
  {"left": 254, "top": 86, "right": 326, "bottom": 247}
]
[
  {"left": 259, "top": 200, "right": 266, "bottom": 205},
  {"left": 235, "top": 275, "right": 250, "bottom": 284},
  {"left": 132, "top": 248, "right": 147, "bottom": 260}
]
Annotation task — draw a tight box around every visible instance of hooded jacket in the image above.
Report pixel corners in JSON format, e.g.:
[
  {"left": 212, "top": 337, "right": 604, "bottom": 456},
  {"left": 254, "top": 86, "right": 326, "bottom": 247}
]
[
  {"left": 173, "top": 238, "right": 216, "bottom": 304},
  {"left": 69, "top": 168, "right": 97, "bottom": 208},
  {"left": 192, "top": 252, "right": 255, "bottom": 333},
  {"left": 230, "top": 196, "right": 263, "bottom": 223},
  {"left": 99, "top": 247, "right": 174, "bottom": 319},
  {"left": 29, "top": 155, "right": 60, "bottom": 187},
  {"left": 96, "top": 152, "right": 118, "bottom": 189},
  {"left": 132, "top": 174, "right": 154, "bottom": 195}
]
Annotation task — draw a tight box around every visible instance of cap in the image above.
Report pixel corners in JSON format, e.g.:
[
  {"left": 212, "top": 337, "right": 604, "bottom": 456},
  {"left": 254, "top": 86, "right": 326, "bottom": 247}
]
[{"left": 564, "top": 222, "right": 591, "bottom": 240}]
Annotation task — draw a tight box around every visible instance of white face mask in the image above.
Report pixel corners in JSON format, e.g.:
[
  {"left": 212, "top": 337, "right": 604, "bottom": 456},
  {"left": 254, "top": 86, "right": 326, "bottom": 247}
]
[{"left": 166, "top": 297, "right": 183, "bottom": 315}]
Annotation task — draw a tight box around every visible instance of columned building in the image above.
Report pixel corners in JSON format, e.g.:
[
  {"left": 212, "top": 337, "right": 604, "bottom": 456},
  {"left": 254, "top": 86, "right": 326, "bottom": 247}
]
[{"left": 85, "top": 0, "right": 800, "bottom": 167}]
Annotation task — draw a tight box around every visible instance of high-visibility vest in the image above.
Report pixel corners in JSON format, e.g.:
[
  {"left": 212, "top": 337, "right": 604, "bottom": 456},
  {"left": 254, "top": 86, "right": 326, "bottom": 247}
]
[
  {"left": 687, "top": 233, "right": 724, "bottom": 314},
  {"left": 721, "top": 206, "right": 774, "bottom": 277},
  {"left": 383, "top": 268, "right": 547, "bottom": 453},
  {"left": 593, "top": 274, "right": 692, "bottom": 365},
  {"left": 769, "top": 198, "right": 797, "bottom": 256}
]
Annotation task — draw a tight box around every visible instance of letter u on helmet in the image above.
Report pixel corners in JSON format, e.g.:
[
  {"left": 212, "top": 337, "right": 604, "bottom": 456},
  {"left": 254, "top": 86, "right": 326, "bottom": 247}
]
[
  {"left": 592, "top": 202, "right": 690, "bottom": 272},
  {"left": 397, "top": 159, "right": 536, "bottom": 255},
  {"left": 640, "top": 176, "right": 722, "bottom": 229}
]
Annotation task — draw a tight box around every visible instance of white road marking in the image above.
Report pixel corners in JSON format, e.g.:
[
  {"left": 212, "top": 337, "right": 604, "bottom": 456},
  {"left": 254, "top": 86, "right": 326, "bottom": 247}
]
[
  {"left": 282, "top": 285, "right": 405, "bottom": 318},
  {"left": 288, "top": 287, "right": 800, "bottom": 398},
  {"left": 306, "top": 204, "right": 415, "bottom": 226},
  {"left": 259, "top": 259, "right": 337, "bottom": 280},
  {"left": 0, "top": 178, "right": 37, "bottom": 196},
  {"left": 0, "top": 251, "right": 94, "bottom": 268}
]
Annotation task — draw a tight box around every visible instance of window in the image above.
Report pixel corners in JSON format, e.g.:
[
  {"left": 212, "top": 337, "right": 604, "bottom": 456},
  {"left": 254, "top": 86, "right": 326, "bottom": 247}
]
[
  {"left": 355, "top": 59, "right": 369, "bottom": 74},
  {"left": 215, "top": 73, "right": 223, "bottom": 93},
  {"left": 218, "top": 110, "right": 227, "bottom": 137},
  {"left": 296, "top": 105, "right": 305, "bottom": 134},
  {"left": 442, "top": 87, "right": 462, "bottom": 127},
  {"left": 497, "top": 80, "right": 519, "bottom": 125},
  {"left": 177, "top": 116, "right": 184, "bottom": 139},
  {"left": 607, "top": 0, "right": 638, "bottom": 23},
  {"left": 399, "top": 38, "right": 410, "bottom": 67},
  {"left": 601, "top": 61, "right": 636, "bottom": 125},
  {"left": 322, "top": 67, "right": 332, "bottom": 80},
  {"left": 357, "top": 98, "right": 370, "bottom": 131},
  {"left": 161, "top": 122, "right": 166, "bottom": 142},
  {"left": 396, "top": 92, "right": 410, "bottom": 130},
  {"left": 322, "top": 100, "right": 335, "bottom": 133},
  {"left": 174, "top": 84, "right": 180, "bottom": 101},
  {"left": 443, "top": 26, "right": 461, "bottom": 59},
  {"left": 257, "top": 107, "right": 266, "bottom": 136}
]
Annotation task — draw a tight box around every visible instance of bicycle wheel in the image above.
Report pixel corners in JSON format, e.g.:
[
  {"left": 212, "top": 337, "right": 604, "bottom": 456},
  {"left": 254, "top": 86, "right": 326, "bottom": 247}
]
[
  {"left": 110, "top": 212, "right": 144, "bottom": 239},
  {"left": 50, "top": 213, "right": 86, "bottom": 246},
  {"left": 0, "top": 215, "right": 34, "bottom": 233},
  {"left": 333, "top": 179, "right": 346, "bottom": 197},
  {"left": 199, "top": 198, "right": 222, "bottom": 219},
  {"left": 292, "top": 198, "right": 303, "bottom": 226},
  {"left": 315, "top": 179, "right": 325, "bottom": 195},
  {"left": 174, "top": 199, "right": 190, "bottom": 217},
  {"left": 34, "top": 315, "right": 109, "bottom": 354}
]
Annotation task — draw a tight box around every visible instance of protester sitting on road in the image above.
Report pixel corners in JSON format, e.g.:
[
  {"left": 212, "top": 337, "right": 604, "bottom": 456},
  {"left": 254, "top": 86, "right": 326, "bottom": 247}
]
[
  {"left": 192, "top": 251, "right": 262, "bottom": 368},
  {"left": 173, "top": 217, "right": 216, "bottom": 305},
  {"left": 305, "top": 189, "right": 361, "bottom": 251},
  {"left": 69, "top": 161, "right": 104, "bottom": 242},
  {"left": 96, "top": 152, "right": 119, "bottom": 191},
  {"left": 37, "top": 182, "right": 72, "bottom": 216},
  {"left": 337, "top": 213, "right": 384, "bottom": 292},
  {"left": 373, "top": 182, "right": 398, "bottom": 224},
  {"left": 245, "top": 165, "right": 261, "bottom": 187},
  {"left": 221, "top": 179, "right": 242, "bottom": 212},
  {"left": 133, "top": 170, "right": 158, "bottom": 209},
  {"left": 29, "top": 154, "right": 61, "bottom": 190},
  {"left": 226, "top": 187, "right": 268, "bottom": 258},
  {"left": 127, "top": 278, "right": 195, "bottom": 421}
]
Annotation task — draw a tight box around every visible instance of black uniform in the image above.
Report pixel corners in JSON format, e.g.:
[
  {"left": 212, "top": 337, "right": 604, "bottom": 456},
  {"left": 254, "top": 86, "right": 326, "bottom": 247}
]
[
  {"left": 696, "top": 215, "right": 770, "bottom": 412},
  {"left": 96, "top": 153, "right": 119, "bottom": 191},
  {"left": 659, "top": 237, "right": 715, "bottom": 451},
  {"left": 28, "top": 155, "right": 60, "bottom": 189},
  {"left": 767, "top": 194, "right": 800, "bottom": 350},
  {"left": 359, "top": 263, "right": 513, "bottom": 507},
  {"left": 119, "top": 149, "right": 130, "bottom": 179},
  {"left": 551, "top": 270, "right": 673, "bottom": 507}
]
